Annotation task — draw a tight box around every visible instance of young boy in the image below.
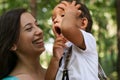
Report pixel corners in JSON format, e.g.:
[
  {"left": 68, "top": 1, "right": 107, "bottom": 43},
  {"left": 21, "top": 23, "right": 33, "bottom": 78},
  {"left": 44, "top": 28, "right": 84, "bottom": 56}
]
[{"left": 46, "top": 0, "right": 99, "bottom": 80}]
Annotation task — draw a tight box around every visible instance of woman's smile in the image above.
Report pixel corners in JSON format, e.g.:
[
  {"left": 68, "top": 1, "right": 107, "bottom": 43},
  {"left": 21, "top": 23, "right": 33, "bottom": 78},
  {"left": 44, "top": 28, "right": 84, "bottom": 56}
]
[{"left": 32, "top": 38, "right": 44, "bottom": 48}]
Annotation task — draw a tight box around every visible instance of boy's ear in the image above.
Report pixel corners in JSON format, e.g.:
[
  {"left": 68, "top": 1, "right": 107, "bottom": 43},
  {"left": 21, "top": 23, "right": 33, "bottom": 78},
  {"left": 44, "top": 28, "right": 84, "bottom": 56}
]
[
  {"left": 10, "top": 44, "right": 17, "bottom": 51},
  {"left": 81, "top": 17, "right": 88, "bottom": 30}
]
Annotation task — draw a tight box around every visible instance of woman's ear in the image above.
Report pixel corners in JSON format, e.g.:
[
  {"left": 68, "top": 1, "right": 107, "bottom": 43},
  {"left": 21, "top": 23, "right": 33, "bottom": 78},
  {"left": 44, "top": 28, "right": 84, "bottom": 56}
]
[
  {"left": 10, "top": 44, "right": 17, "bottom": 51},
  {"left": 81, "top": 17, "right": 88, "bottom": 30}
]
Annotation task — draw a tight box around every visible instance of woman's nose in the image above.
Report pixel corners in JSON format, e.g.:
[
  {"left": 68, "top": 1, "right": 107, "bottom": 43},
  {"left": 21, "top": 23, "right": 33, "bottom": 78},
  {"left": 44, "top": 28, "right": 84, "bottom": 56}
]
[{"left": 35, "top": 26, "right": 43, "bottom": 35}]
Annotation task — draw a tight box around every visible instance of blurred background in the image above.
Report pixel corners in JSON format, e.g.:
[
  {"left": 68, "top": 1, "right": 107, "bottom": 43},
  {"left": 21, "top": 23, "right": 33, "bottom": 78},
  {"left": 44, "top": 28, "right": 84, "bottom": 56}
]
[{"left": 0, "top": 0, "right": 119, "bottom": 80}]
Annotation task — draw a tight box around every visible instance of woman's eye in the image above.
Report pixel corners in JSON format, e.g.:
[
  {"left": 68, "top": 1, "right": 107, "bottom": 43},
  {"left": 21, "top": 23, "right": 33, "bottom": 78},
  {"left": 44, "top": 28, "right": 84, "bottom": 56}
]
[
  {"left": 36, "top": 23, "right": 40, "bottom": 27},
  {"left": 26, "top": 26, "right": 33, "bottom": 31}
]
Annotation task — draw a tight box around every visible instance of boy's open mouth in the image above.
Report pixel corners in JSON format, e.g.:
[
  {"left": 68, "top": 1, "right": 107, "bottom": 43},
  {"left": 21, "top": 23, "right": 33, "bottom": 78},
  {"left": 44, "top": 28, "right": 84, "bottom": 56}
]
[{"left": 55, "top": 27, "right": 61, "bottom": 35}]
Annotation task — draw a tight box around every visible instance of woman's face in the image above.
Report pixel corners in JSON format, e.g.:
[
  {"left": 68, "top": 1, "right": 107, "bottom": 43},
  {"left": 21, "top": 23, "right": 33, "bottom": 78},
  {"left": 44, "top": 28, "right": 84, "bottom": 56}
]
[{"left": 15, "top": 12, "right": 45, "bottom": 56}]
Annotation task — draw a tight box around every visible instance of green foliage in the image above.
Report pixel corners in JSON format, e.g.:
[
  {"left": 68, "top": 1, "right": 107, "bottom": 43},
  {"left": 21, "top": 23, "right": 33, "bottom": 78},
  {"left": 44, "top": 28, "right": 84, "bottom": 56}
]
[
  {"left": 85, "top": 0, "right": 117, "bottom": 79},
  {"left": 0, "top": 0, "right": 29, "bottom": 14},
  {"left": 0, "top": 0, "right": 117, "bottom": 79},
  {"left": 40, "top": 51, "right": 52, "bottom": 68}
]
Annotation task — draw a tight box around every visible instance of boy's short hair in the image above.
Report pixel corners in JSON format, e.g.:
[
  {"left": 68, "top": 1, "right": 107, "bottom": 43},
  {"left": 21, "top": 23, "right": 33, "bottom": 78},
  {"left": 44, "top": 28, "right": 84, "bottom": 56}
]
[{"left": 59, "top": 0, "right": 93, "bottom": 33}]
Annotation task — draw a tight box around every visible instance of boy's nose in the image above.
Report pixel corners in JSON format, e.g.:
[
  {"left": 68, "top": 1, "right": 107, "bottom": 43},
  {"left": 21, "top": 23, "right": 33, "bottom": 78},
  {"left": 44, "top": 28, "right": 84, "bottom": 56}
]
[{"left": 53, "top": 17, "right": 60, "bottom": 24}]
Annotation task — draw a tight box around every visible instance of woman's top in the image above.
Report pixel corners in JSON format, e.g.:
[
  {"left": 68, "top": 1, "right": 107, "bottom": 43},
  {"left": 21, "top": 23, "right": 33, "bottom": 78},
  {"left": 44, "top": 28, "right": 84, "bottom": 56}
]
[{"left": 2, "top": 76, "right": 19, "bottom": 80}]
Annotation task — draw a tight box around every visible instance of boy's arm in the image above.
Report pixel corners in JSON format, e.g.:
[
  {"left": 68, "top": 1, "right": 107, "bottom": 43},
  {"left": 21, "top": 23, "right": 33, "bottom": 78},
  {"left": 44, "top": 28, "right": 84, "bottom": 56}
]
[
  {"left": 61, "top": 1, "right": 86, "bottom": 50},
  {"left": 45, "top": 56, "right": 59, "bottom": 80}
]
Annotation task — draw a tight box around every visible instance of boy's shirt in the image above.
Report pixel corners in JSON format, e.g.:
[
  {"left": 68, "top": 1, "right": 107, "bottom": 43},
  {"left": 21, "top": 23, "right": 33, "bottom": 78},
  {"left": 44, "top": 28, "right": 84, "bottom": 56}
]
[{"left": 55, "top": 30, "right": 99, "bottom": 80}]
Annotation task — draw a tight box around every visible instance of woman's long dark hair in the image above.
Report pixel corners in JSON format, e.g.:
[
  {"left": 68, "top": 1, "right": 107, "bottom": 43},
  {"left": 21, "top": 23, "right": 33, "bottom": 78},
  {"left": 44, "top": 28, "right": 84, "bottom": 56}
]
[
  {"left": 0, "top": 8, "right": 27, "bottom": 79},
  {"left": 59, "top": 0, "right": 93, "bottom": 33}
]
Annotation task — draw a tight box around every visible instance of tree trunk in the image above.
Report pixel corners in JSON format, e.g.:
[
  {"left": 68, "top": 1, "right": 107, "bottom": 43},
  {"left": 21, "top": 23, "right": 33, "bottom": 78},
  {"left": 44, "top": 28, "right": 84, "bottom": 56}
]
[
  {"left": 116, "top": 0, "right": 120, "bottom": 79},
  {"left": 29, "top": 0, "right": 37, "bottom": 18}
]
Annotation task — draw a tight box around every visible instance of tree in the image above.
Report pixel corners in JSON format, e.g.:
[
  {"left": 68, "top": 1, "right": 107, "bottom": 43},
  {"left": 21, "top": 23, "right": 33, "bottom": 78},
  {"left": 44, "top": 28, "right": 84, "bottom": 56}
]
[
  {"left": 29, "top": 0, "right": 37, "bottom": 17},
  {"left": 116, "top": 0, "right": 120, "bottom": 79}
]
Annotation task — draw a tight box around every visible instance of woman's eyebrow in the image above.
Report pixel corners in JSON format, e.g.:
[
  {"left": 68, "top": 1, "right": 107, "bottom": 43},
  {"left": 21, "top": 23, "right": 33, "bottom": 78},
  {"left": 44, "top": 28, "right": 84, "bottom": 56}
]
[
  {"left": 23, "top": 23, "right": 31, "bottom": 28},
  {"left": 23, "top": 19, "right": 37, "bottom": 28}
]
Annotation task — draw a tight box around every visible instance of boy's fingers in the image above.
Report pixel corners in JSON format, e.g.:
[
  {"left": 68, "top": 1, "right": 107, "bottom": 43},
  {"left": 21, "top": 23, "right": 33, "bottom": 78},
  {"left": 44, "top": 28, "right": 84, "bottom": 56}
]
[
  {"left": 76, "top": 4, "right": 81, "bottom": 9},
  {"left": 78, "top": 10, "right": 82, "bottom": 14},
  {"left": 61, "top": 1, "right": 70, "bottom": 6},
  {"left": 76, "top": 10, "right": 82, "bottom": 17},
  {"left": 71, "top": 1, "right": 76, "bottom": 5}
]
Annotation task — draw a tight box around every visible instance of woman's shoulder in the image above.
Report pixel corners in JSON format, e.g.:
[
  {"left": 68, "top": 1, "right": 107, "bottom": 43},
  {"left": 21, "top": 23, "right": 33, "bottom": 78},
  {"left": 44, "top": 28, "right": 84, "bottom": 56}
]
[{"left": 2, "top": 76, "right": 19, "bottom": 80}]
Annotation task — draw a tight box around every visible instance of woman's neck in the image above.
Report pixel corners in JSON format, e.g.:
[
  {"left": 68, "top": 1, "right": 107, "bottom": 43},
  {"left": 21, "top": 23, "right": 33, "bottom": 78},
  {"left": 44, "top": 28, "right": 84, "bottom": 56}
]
[{"left": 10, "top": 57, "right": 46, "bottom": 80}]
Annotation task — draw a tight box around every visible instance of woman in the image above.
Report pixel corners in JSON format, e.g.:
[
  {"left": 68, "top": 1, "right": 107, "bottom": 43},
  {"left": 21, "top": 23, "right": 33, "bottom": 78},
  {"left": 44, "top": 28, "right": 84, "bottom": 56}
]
[{"left": 0, "top": 8, "right": 46, "bottom": 80}]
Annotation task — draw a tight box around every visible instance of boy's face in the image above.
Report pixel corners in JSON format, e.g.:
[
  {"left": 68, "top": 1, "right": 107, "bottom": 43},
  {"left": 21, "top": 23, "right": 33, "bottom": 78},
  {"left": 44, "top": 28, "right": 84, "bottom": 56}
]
[
  {"left": 52, "top": 3, "right": 66, "bottom": 37},
  {"left": 52, "top": 2, "right": 84, "bottom": 36}
]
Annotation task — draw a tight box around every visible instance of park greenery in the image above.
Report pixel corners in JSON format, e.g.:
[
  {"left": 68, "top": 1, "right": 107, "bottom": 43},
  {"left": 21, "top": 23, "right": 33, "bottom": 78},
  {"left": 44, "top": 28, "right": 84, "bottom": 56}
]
[{"left": 0, "top": 0, "right": 118, "bottom": 80}]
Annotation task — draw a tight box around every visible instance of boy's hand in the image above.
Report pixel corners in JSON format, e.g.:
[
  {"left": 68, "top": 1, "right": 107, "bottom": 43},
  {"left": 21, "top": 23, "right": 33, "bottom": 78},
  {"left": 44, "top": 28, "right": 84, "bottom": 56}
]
[
  {"left": 53, "top": 35, "right": 66, "bottom": 61},
  {"left": 61, "top": 1, "right": 81, "bottom": 17}
]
